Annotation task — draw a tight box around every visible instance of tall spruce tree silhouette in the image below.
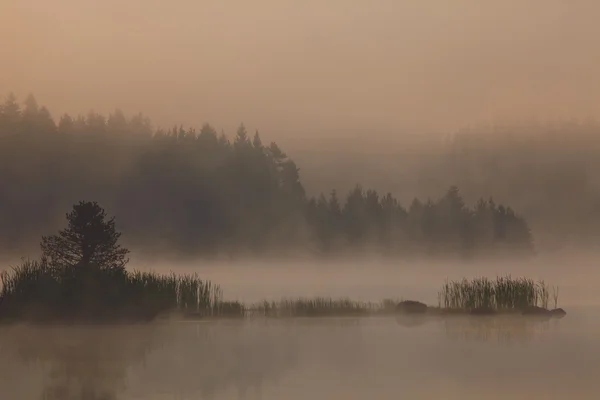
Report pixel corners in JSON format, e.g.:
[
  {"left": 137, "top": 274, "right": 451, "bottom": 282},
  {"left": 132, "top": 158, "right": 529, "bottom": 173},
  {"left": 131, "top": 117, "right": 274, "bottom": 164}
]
[{"left": 40, "top": 201, "right": 130, "bottom": 271}]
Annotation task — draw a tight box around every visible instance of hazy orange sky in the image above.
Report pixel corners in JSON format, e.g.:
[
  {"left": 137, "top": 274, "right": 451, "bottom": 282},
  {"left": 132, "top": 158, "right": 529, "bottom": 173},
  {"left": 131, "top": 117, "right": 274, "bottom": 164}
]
[{"left": 2, "top": 0, "right": 600, "bottom": 145}]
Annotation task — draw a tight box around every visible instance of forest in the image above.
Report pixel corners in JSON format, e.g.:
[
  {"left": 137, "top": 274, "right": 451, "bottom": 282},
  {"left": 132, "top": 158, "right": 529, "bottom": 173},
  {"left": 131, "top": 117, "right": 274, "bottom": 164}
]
[
  {"left": 0, "top": 93, "right": 534, "bottom": 259},
  {"left": 296, "top": 120, "right": 600, "bottom": 252}
]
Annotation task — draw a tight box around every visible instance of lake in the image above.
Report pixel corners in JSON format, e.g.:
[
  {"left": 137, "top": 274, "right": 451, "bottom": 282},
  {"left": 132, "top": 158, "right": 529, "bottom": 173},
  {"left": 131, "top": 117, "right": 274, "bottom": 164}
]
[
  {"left": 2, "top": 255, "right": 600, "bottom": 399},
  {"left": 1, "top": 308, "right": 599, "bottom": 400}
]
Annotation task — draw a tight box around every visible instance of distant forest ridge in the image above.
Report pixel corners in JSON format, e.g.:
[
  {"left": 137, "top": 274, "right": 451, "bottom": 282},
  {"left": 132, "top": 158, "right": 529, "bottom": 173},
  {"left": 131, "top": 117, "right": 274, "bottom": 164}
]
[
  {"left": 0, "top": 93, "right": 546, "bottom": 259},
  {"left": 292, "top": 120, "right": 600, "bottom": 252}
]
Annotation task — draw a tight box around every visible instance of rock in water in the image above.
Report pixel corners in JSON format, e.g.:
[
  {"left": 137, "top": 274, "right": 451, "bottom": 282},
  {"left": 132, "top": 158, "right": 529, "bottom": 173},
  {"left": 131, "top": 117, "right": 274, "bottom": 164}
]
[
  {"left": 550, "top": 308, "right": 567, "bottom": 318},
  {"left": 396, "top": 300, "right": 428, "bottom": 314}
]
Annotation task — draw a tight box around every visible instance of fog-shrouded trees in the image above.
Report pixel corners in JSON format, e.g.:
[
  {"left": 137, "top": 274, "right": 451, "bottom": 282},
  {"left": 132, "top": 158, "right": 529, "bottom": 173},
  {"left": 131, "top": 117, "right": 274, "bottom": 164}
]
[
  {"left": 294, "top": 119, "right": 600, "bottom": 252},
  {"left": 0, "top": 93, "right": 534, "bottom": 259},
  {"left": 306, "top": 185, "right": 533, "bottom": 258}
]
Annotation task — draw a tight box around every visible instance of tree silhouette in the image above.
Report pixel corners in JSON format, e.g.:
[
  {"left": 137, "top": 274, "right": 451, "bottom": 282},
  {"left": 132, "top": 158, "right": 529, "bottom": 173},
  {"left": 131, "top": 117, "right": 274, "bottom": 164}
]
[{"left": 40, "top": 201, "right": 130, "bottom": 271}]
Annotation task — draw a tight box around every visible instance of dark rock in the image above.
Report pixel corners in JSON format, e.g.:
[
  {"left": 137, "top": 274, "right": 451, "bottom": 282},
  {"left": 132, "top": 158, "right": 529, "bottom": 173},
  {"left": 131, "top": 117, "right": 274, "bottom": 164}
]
[
  {"left": 550, "top": 308, "right": 567, "bottom": 318},
  {"left": 469, "top": 307, "right": 496, "bottom": 316},
  {"left": 395, "top": 300, "right": 428, "bottom": 314}
]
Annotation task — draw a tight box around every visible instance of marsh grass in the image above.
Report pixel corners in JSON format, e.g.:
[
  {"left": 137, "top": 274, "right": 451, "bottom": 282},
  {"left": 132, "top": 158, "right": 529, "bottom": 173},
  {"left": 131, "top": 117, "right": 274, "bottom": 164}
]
[
  {"left": 125, "top": 270, "right": 224, "bottom": 315},
  {"left": 0, "top": 259, "right": 243, "bottom": 323},
  {"left": 438, "top": 276, "right": 556, "bottom": 312},
  {"left": 0, "top": 259, "right": 395, "bottom": 322},
  {"left": 249, "top": 297, "right": 400, "bottom": 318},
  {"left": 1, "top": 260, "right": 562, "bottom": 322}
]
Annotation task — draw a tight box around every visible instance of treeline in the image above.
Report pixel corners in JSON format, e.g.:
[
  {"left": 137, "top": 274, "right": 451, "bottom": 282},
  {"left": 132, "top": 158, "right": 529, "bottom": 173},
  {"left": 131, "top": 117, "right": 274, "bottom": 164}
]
[
  {"left": 307, "top": 186, "right": 532, "bottom": 257},
  {"left": 0, "top": 93, "right": 533, "bottom": 258},
  {"left": 441, "top": 122, "right": 600, "bottom": 249},
  {"left": 296, "top": 120, "right": 600, "bottom": 251}
]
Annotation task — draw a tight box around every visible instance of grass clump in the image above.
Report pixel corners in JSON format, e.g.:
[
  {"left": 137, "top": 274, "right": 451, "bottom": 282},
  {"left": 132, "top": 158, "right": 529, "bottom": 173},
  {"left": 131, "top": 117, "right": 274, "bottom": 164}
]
[
  {"left": 438, "top": 275, "right": 556, "bottom": 312},
  {"left": 124, "top": 270, "right": 225, "bottom": 317},
  {"left": 0, "top": 260, "right": 396, "bottom": 322},
  {"left": 253, "top": 297, "right": 377, "bottom": 318},
  {"left": 0, "top": 259, "right": 244, "bottom": 323}
]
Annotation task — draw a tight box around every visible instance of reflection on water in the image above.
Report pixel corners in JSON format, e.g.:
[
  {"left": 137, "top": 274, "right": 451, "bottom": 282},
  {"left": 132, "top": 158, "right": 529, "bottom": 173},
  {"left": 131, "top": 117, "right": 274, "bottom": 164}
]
[
  {"left": 394, "top": 313, "right": 558, "bottom": 343},
  {"left": 440, "top": 315, "right": 558, "bottom": 343},
  {"left": 1, "top": 311, "right": 600, "bottom": 400},
  {"left": 125, "top": 321, "right": 302, "bottom": 400},
  {"left": 0, "top": 324, "right": 162, "bottom": 400}
]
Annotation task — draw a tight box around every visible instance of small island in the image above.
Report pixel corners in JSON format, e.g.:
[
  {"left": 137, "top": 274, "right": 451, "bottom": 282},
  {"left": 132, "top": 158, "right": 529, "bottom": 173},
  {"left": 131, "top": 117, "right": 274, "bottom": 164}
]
[{"left": 395, "top": 276, "right": 566, "bottom": 319}]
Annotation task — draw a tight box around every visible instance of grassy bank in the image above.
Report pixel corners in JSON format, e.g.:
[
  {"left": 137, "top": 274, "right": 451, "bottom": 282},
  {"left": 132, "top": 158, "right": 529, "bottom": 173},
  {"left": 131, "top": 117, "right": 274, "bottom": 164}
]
[
  {"left": 0, "top": 260, "right": 563, "bottom": 323},
  {"left": 0, "top": 259, "right": 244, "bottom": 323}
]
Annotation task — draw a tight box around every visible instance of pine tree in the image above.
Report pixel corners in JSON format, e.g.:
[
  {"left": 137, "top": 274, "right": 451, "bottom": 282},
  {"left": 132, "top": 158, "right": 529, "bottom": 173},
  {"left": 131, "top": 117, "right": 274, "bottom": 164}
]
[{"left": 40, "top": 201, "right": 130, "bottom": 271}]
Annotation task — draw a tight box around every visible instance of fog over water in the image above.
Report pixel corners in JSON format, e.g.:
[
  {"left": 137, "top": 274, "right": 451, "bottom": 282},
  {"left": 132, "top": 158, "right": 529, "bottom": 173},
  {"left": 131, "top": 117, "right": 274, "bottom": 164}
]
[
  {"left": 3, "top": 0, "right": 600, "bottom": 398},
  {"left": 128, "top": 253, "right": 600, "bottom": 307},
  {"left": 1, "top": 254, "right": 600, "bottom": 399}
]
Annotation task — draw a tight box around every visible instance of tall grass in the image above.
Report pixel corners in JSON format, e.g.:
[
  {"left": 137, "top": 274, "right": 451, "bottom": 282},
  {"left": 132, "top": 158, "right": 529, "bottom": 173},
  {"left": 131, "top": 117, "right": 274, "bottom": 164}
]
[
  {"left": 251, "top": 297, "right": 398, "bottom": 317},
  {"left": 0, "top": 259, "right": 243, "bottom": 323},
  {"left": 1, "top": 260, "right": 562, "bottom": 322},
  {"left": 125, "top": 271, "right": 221, "bottom": 314},
  {"left": 439, "top": 276, "right": 555, "bottom": 311},
  {"left": 0, "top": 259, "right": 59, "bottom": 319}
]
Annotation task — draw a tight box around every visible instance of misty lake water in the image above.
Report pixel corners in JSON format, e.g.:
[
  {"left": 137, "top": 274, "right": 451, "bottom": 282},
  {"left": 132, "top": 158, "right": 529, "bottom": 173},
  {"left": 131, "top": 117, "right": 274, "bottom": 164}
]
[
  {"left": 1, "top": 309, "right": 600, "bottom": 400},
  {"left": 2, "top": 256, "right": 600, "bottom": 399}
]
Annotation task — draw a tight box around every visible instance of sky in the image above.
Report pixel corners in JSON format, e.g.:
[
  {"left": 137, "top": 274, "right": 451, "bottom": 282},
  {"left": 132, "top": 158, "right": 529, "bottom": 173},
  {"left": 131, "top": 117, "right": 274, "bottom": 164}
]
[{"left": 2, "top": 0, "right": 600, "bottom": 146}]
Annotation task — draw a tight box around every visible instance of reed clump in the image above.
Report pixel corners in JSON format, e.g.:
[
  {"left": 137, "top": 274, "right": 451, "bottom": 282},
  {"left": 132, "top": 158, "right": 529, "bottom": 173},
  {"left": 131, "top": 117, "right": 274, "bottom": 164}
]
[
  {"left": 0, "top": 259, "right": 243, "bottom": 323},
  {"left": 252, "top": 297, "right": 383, "bottom": 318},
  {"left": 438, "top": 276, "right": 556, "bottom": 312}
]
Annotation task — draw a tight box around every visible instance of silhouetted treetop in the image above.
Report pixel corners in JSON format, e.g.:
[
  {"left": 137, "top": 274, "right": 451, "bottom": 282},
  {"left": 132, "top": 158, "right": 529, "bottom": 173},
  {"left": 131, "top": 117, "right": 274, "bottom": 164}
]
[{"left": 40, "top": 201, "right": 130, "bottom": 271}]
